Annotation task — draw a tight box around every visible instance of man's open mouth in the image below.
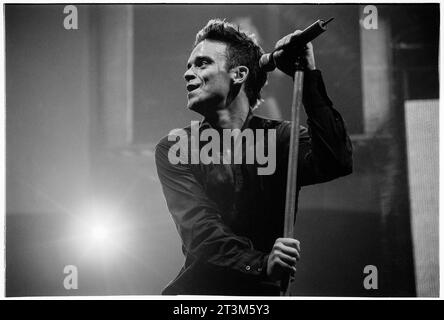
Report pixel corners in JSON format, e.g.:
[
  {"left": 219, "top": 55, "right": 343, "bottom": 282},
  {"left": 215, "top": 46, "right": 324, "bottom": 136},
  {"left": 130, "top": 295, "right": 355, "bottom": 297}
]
[{"left": 186, "top": 84, "right": 200, "bottom": 93}]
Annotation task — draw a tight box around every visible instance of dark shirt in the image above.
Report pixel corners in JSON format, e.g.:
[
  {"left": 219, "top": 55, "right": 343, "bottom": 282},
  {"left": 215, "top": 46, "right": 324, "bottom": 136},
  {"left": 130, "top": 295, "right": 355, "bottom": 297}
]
[{"left": 155, "top": 70, "right": 353, "bottom": 295}]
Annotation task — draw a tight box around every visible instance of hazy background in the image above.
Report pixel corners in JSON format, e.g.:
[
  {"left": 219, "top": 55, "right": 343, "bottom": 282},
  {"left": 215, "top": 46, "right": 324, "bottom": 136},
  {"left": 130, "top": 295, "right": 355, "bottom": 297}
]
[{"left": 5, "top": 4, "right": 439, "bottom": 296}]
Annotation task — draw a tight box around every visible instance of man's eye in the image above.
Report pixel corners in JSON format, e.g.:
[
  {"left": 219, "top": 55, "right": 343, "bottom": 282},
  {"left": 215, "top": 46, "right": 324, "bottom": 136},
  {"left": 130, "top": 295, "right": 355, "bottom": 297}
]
[{"left": 198, "top": 60, "right": 209, "bottom": 67}]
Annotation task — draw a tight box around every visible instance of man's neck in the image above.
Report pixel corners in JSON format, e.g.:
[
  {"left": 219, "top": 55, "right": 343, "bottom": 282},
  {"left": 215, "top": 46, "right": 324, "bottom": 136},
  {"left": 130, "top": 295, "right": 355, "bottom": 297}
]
[{"left": 206, "top": 94, "right": 251, "bottom": 130}]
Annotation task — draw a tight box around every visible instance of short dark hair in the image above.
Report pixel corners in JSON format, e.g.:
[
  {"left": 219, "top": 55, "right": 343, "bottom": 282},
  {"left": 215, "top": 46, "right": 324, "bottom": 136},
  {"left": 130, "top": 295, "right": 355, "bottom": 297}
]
[{"left": 194, "top": 19, "right": 267, "bottom": 107}]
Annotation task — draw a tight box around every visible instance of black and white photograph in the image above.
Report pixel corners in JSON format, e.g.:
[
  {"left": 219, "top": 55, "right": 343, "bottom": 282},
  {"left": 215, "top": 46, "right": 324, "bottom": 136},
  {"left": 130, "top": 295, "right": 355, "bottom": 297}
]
[{"left": 3, "top": 2, "right": 440, "bottom": 299}]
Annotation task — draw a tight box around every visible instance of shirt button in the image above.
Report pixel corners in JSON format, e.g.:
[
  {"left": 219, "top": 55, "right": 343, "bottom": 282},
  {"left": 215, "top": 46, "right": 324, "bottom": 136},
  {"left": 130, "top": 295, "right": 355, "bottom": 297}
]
[
  {"left": 245, "top": 265, "right": 251, "bottom": 271},
  {"left": 258, "top": 267, "right": 262, "bottom": 272}
]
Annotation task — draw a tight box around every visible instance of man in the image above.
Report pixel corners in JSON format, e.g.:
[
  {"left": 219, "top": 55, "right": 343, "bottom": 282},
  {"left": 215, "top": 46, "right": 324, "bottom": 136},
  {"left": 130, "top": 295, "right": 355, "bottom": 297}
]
[{"left": 155, "top": 19, "right": 352, "bottom": 295}]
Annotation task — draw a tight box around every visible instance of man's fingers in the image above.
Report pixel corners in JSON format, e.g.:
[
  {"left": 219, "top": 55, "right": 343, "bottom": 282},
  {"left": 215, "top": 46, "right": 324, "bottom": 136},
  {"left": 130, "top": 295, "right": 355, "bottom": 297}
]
[
  {"left": 279, "top": 245, "right": 301, "bottom": 261},
  {"left": 274, "top": 256, "right": 297, "bottom": 273},
  {"left": 268, "top": 238, "right": 302, "bottom": 281},
  {"left": 287, "top": 30, "right": 302, "bottom": 45},
  {"left": 273, "top": 241, "right": 300, "bottom": 260},
  {"left": 275, "top": 30, "right": 302, "bottom": 49},
  {"left": 277, "top": 238, "right": 301, "bottom": 252},
  {"left": 276, "top": 251, "right": 298, "bottom": 266},
  {"left": 273, "top": 29, "right": 315, "bottom": 75},
  {"left": 294, "top": 240, "right": 301, "bottom": 252},
  {"left": 275, "top": 35, "right": 289, "bottom": 49}
]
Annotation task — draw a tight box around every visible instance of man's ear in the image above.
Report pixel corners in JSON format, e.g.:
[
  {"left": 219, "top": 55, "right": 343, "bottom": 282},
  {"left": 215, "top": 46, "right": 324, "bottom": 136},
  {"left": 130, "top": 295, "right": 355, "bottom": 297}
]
[{"left": 231, "top": 66, "right": 249, "bottom": 84}]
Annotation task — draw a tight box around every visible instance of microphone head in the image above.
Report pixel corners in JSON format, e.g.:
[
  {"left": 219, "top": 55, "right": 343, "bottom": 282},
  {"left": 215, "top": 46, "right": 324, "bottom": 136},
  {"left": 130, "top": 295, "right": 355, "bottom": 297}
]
[{"left": 259, "top": 53, "right": 276, "bottom": 72}]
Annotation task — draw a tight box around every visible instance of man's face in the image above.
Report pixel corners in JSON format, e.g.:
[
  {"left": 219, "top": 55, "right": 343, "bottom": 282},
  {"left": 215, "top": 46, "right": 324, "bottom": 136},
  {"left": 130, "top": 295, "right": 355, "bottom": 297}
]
[{"left": 184, "top": 40, "right": 233, "bottom": 114}]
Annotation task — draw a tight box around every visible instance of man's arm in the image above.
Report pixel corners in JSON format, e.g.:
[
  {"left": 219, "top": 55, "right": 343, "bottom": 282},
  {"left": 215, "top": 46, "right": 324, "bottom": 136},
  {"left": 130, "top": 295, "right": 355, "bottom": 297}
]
[
  {"left": 301, "top": 69, "right": 353, "bottom": 184},
  {"left": 155, "top": 137, "right": 269, "bottom": 279},
  {"left": 277, "top": 70, "right": 353, "bottom": 187},
  {"left": 274, "top": 32, "right": 353, "bottom": 186}
]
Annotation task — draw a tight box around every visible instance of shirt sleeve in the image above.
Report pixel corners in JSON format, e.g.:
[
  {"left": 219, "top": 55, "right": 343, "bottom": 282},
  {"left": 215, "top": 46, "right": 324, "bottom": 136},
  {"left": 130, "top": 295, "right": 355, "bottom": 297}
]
[
  {"left": 278, "top": 69, "right": 353, "bottom": 186},
  {"left": 155, "top": 137, "right": 269, "bottom": 280}
]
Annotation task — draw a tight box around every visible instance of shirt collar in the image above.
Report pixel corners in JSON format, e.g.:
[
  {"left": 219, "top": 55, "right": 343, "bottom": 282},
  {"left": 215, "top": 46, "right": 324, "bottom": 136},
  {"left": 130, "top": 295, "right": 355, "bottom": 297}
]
[{"left": 199, "top": 108, "right": 254, "bottom": 131}]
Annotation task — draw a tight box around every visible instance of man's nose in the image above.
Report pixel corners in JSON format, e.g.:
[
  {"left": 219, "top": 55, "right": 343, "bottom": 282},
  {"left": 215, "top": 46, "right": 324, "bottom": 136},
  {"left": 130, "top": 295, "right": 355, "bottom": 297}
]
[{"left": 184, "top": 67, "right": 196, "bottom": 82}]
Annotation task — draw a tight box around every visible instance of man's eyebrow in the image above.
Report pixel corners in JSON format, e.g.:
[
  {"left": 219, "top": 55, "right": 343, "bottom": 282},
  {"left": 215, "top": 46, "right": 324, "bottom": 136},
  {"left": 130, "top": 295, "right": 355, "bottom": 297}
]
[{"left": 196, "top": 55, "right": 213, "bottom": 62}]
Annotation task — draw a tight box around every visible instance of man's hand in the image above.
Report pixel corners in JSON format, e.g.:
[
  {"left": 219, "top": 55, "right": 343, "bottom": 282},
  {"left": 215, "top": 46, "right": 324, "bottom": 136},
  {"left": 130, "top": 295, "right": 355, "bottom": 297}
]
[
  {"left": 273, "top": 30, "right": 316, "bottom": 77},
  {"left": 266, "top": 238, "right": 301, "bottom": 282}
]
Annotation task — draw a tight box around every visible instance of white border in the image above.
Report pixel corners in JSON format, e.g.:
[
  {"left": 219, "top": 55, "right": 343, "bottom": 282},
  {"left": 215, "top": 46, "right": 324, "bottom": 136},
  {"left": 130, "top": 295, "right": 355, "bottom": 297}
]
[{"left": 0, "top": 0, "right": 441, "bottom": 301}]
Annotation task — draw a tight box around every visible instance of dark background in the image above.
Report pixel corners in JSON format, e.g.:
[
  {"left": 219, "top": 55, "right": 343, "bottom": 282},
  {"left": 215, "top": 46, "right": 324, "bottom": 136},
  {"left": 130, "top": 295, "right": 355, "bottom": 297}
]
[{"left": 5, "top": 4, "right": 439, "bottom": 296}]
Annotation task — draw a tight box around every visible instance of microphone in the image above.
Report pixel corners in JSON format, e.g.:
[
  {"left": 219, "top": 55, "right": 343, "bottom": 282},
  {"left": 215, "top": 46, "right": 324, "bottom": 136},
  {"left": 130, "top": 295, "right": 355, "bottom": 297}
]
[{"left": 259, "top": 18, "right": 334, "bottom": 72}]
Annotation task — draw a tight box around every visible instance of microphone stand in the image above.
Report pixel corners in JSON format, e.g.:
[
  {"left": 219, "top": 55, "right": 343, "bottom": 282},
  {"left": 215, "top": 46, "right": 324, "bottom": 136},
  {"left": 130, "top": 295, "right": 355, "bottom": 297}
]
[
  {"left": 260, "top": 17, "right": 333, "bottom": 296},
  {"left": 280, "top": 56, "right": 305, "bottom": 296}
]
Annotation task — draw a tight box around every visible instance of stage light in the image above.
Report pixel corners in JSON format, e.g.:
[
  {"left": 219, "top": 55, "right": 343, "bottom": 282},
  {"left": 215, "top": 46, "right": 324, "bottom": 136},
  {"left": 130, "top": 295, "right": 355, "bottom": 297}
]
[
  {"left": 70, "top": 202, "right": 128, "bottom": 261},
  {"left": 90, "top": 224, "right": 109, "bottom": 243}
]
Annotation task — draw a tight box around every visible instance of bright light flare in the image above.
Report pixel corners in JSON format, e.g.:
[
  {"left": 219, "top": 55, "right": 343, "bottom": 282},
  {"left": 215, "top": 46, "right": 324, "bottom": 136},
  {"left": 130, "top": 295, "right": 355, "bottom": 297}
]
[
  {"left": 71, "top": 202, "right": 128, "bottom": 261},
  {"left": 90, "top": 224, "right": 109, "bottom": 243}
]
